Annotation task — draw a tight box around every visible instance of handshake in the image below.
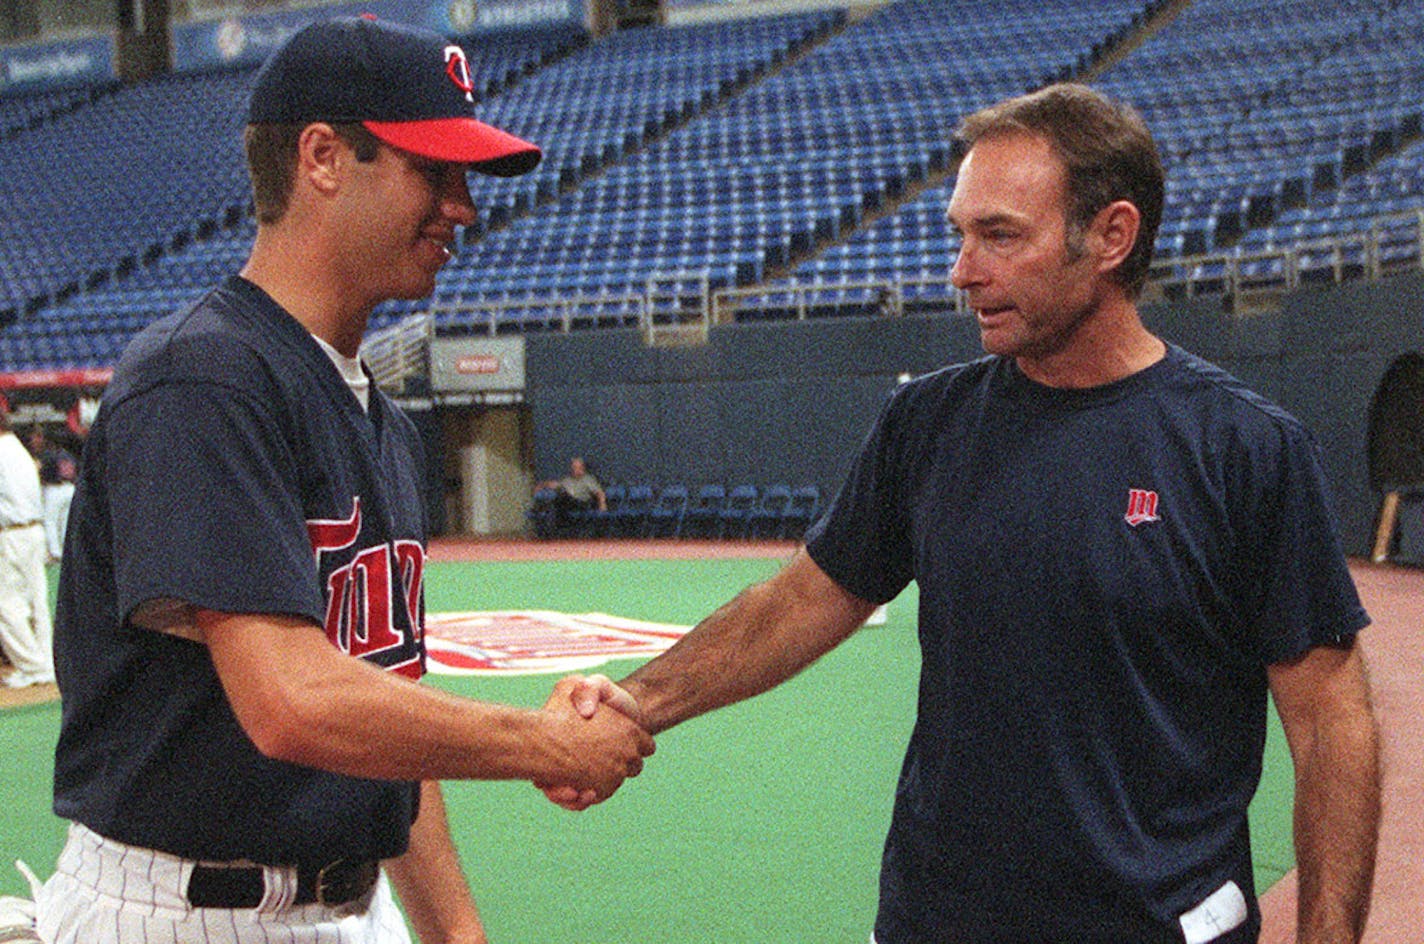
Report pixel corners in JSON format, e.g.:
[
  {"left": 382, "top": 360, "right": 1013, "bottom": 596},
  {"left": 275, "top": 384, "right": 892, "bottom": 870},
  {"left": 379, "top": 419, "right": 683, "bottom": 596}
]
[{"left": 534, "top": 674, "right": 655, "bottom": 811}]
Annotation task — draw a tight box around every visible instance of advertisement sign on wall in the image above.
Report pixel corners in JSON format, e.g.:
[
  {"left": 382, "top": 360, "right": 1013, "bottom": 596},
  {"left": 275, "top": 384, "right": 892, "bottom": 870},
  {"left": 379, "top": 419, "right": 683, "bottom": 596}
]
[
  {"left": 171, "top": 0, "right": 421, "bottom": 72},
  {"left": 430, "top": 337, "right": 526, "bottom": 393},
  {"left": 0, "top": 35, "right": 115, "bottom": 95},
  {"left": 171, "top": 0, "right": 586, "bottom": 75}
]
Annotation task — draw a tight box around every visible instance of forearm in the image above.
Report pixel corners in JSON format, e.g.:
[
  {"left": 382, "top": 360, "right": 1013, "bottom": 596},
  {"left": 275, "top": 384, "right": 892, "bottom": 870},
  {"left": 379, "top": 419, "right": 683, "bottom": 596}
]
[
  {"left": 621, "top": 590, "right": 804, "bottom": 734},
  {"left": 385, "top": 781, "right": 486, "bottom": 944},
  {"left": 268, "top": 655, "right": 573, "bottom": 783},
  {"left": 1292, "top": 710, "right": 1380, "bottom": 943},
  {"left": 621, "top": 549, "right": 872, "bottom": 735},
  {"left": 202, "top": 612, "right": 620, "bottom": 786}
]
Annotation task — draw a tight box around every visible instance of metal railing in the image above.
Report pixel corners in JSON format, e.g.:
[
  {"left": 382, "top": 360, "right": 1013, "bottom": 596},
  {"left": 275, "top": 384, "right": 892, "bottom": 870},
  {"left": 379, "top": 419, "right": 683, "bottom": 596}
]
[
  {"left": 1149, "top": 209, "right": 1424, "bottom": 298},
  {"left": 644, "top": 271, "right": 712, "bottom": 343},
  {"left": 426, "top": 293, "right": 647, "bottom": 336},
  {"left": 362, "top": 312, "right": 431, "bottom": 391},
  {"left": 712, "top": 275, "right": 971, "bottom": 322}
]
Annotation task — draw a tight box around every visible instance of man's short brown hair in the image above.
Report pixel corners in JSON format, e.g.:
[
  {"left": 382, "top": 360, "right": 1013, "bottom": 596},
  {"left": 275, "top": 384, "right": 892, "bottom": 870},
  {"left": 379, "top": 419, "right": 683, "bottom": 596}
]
[
  {"left": 243, "top": 122, "right": 382, "bottom": 224},
  {"left": 956, "top": 83, "right": 1164, "bottom": 297}
]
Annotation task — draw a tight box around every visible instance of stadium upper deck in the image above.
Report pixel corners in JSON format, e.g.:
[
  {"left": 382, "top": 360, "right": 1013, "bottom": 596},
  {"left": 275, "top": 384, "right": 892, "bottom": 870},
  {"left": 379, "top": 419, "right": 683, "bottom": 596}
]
[{"left": 1, "top": 0, "right": 1421, "bottom": 371}]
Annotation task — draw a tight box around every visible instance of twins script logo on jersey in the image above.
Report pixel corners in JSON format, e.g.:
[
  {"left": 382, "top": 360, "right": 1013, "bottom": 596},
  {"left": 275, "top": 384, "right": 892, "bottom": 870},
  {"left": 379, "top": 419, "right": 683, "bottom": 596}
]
[
  {"left": 308, "top": 497, "right": 425, "bottom": 679},
  {"left": 444, "top": 45, "right": 475, "bottom": 102},
  {"left": 1124, "top": 488, "right": 1162, "bottom": 527}
]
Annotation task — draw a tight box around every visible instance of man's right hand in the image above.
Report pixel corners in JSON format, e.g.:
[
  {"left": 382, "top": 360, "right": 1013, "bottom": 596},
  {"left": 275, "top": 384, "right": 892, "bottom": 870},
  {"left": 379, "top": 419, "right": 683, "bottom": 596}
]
[{"left": 538, "top": 675, "right": 654, "bottom": 809}]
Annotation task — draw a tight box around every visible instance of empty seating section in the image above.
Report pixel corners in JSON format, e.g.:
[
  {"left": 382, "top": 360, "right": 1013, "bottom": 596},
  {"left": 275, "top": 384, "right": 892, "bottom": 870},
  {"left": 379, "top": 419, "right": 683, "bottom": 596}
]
[
  {"left": 456, "top": 23, "right": 588, "bottom": 101},
  {"left": 0, "top": 27, "right": 587, "bottom": 365},
  {"left": 0, "top": 68, "right": 254, "bottom": 316},
  {"left": 0, "top": 83, "right": 115, "bottom": 137},
  {"left": 0, "top": 220, "right": 253, "bottom": 369},
  {"left": 768, "top": 0, "right": 1424, "bottom": 310},
  {"left": 774, "top": 182, "right": 959, "bottom": 318},
  {"left": 5, "top": 0, "right": 1424, "bottom": 369},
  {"left": 429, "top": 11, "right": 846, "bottom": 331},
  {"left": 730, "top": 0, "right": 1149, "bottom": 318},
  {"left": 1227, "top": 14, "right": 1424, "bottom": 279},
  {"left": 1094, "top": 0, "right": 1424, "bottom": 284},
  {"left": 434, "top": 0, "right": 1150, "bottom": 332}
]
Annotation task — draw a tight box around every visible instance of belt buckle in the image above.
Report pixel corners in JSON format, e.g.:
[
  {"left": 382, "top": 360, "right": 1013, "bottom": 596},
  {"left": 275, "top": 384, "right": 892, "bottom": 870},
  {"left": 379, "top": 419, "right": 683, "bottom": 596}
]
[{"left": 314, "top": 859, "right": 375, "bottom": 906}]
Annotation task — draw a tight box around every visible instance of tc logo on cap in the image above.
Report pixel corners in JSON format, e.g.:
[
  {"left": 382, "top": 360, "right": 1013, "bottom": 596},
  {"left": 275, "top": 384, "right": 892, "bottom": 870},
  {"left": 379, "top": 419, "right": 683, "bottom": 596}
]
[{"left": 444, "top": 45, "right": 475, "bottom": 103}]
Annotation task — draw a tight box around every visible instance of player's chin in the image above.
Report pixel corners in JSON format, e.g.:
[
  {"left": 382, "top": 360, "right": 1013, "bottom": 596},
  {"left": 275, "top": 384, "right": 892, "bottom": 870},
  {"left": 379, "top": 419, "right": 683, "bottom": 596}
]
[
  {"left": 978, "top": 324, "right": 1025, "bottom": 357},
  {"left": 388, "top": 271, "right": 441, "bottom": 301}
]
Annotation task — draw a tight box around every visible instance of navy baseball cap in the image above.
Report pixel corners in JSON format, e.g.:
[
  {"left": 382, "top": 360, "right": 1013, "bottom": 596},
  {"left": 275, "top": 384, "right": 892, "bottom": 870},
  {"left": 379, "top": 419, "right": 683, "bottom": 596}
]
[{"left": 247, "top": 15, "right": 541, "bottom": 177}]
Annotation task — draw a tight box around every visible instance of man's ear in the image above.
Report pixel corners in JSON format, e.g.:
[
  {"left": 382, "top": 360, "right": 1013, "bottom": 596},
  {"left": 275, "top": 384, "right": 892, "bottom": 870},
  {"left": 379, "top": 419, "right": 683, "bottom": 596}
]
[
  {"left": 1089, "top": 199, "right": 1141, "bottom": 276},
  {"left": 294, "top": 122, "right": 344, "bottom": 197}
]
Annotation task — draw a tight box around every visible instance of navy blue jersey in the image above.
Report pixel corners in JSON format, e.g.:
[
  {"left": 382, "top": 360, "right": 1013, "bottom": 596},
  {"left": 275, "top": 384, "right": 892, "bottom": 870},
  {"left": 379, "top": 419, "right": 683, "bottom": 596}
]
[
  {"left": 52, "top": 276, "right": 428, "bottom": 866},
  {"left": 806, "top": 344, "right": 1368, "bottom": 943}
]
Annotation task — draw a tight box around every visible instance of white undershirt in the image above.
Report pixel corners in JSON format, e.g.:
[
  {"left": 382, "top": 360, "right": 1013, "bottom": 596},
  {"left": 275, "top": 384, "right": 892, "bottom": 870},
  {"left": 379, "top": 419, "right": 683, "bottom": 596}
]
[{"left": 311, "top": 334, "right": 370, "bottom": 413}]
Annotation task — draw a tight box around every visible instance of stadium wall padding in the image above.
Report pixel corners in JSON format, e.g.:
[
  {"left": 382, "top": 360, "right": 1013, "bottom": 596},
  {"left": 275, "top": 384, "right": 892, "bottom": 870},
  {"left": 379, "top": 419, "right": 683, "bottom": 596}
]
[{"left": 526, "top": 271, "right": 1424, "bottom": 557}]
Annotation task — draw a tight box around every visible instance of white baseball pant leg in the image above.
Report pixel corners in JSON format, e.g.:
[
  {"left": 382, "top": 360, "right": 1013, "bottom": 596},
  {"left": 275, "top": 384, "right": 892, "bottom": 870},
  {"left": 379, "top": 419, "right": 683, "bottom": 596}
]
[
  {"left": 35, "top": 824, "right": 412, "bottom": 944},
  {"left": 41, "top": 482, "right": 73, "bottom": 561},
  {"left": 0, "top": 525, "right": 51, "bottom": 679}
]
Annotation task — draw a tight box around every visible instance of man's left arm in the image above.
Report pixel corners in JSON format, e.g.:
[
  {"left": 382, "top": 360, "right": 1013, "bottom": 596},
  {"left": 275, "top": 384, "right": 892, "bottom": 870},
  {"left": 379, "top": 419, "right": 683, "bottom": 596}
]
[
  {"left": 384, "top": 780, "right": 487, "bottom": 944},
  {"left": 1267, "top": 641, "right": 1380, "bottom": 944}
]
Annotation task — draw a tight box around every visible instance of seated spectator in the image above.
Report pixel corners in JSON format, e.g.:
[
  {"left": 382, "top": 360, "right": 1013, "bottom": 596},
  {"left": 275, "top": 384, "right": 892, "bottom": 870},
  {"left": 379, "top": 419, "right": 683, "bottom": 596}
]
[{"left": 538, "top": 457, "right": 607, "bottom": 531}]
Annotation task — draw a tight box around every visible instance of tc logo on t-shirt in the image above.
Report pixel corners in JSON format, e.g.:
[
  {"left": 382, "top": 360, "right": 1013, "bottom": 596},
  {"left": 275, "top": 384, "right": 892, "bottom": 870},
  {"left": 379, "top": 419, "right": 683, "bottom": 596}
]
[{"left": 1124, "top": 488, "right": 1162, "bottom": 527}]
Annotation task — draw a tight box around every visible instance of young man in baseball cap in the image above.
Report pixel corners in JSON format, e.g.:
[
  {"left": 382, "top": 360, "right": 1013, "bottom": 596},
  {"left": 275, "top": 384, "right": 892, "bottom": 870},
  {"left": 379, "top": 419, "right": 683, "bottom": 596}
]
[{"left": 36, "top": 17, "right": 651, "bottom": 944}]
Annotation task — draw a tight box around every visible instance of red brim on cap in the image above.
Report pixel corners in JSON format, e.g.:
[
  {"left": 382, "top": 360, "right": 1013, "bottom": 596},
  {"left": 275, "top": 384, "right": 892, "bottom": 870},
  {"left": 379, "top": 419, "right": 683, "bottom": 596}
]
[{"left": 363, "top": 117, "right": 541, "bottom": 177}]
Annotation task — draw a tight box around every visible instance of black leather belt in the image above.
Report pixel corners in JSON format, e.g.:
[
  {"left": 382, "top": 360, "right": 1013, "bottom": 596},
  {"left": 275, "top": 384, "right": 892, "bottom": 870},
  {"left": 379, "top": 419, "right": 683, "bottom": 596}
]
[{"left": 187, "top": 859, "right": 379, "bottom": 908}]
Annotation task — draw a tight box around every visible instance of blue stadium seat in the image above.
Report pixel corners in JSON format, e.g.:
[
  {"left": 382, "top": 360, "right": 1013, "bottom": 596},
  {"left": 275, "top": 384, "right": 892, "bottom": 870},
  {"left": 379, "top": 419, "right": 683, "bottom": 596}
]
[
  {"left": 681, "top": 484, "right": 727, "bottom": 538},
  {"left": 610, "top": 484, "right": 655, "bottom": 537},
  {"left": 526, "top": 487, "right": 560, "bottom": 539},
  {"left": 747, "top": 484, "right": 793, "bottom": 539},
  {"left": 645, "top": 484, "right": 690, "bottom": 537},
  {"left": 582, "top": 483, "right": 628, "bottom": 538},
  {"left": 781, "top": 485, "right": 822, "bottom": 541},
  {"left": 717, "top": 484, "right": 760, "bottom": 539}
]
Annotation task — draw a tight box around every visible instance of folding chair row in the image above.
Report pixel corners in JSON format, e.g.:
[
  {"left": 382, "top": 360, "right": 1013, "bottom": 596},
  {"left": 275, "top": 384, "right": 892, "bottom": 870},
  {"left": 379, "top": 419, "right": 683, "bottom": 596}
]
[{"left": 529, "top": 482, "right": 822, "bottom": 539}]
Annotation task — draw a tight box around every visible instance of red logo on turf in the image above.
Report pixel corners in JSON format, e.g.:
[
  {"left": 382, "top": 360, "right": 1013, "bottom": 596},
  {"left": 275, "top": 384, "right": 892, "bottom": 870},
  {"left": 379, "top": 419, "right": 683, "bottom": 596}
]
[{"left": 1124, "top": 488, "right": 1161, "bottom": 527}]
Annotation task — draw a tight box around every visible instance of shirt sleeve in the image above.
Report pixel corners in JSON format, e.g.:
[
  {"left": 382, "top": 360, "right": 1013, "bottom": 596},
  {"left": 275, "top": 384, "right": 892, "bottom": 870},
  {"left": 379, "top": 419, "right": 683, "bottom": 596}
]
[
  {"left": 805, "top": 388, "right": 916, "bottom": 605},
  {"left": 1243, "top": 422, "right": 1370, "bottom": 664},
  {"left": 105, "top": 379, "right": 325, "bottom": 628}
]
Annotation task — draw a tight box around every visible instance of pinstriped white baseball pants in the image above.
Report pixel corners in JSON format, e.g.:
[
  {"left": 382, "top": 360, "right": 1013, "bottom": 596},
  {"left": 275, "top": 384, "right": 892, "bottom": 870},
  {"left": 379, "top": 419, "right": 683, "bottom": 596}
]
[{"left": 35, "top": 824, "right": 412, "bottom": 944}]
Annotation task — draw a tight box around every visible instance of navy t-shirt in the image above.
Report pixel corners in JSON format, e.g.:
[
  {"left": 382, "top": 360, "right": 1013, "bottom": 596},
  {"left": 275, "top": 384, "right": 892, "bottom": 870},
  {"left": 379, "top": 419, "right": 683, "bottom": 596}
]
[
  {"left": 52, "top": 276, "right": 428, "bottom": 866},
  {"left": 806, "top": 345, "right": 1368, "bottom": 943}
]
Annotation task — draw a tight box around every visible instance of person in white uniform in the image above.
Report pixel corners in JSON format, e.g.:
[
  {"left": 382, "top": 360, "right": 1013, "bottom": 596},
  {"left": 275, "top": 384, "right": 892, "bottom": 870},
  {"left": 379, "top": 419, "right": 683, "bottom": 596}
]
[
  {"left": 25, "top": 426, "right": 77, "bottom": 563},
  {"left": 0, "top": 396, "right": 53, "bottom": 688}
]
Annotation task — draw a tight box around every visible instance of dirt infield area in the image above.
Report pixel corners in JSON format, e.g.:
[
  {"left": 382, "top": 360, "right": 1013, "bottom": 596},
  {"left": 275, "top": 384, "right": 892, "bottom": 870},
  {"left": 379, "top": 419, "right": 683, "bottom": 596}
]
[{"left": 0, "top": 671, "right": 56, "bottom": 709}]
